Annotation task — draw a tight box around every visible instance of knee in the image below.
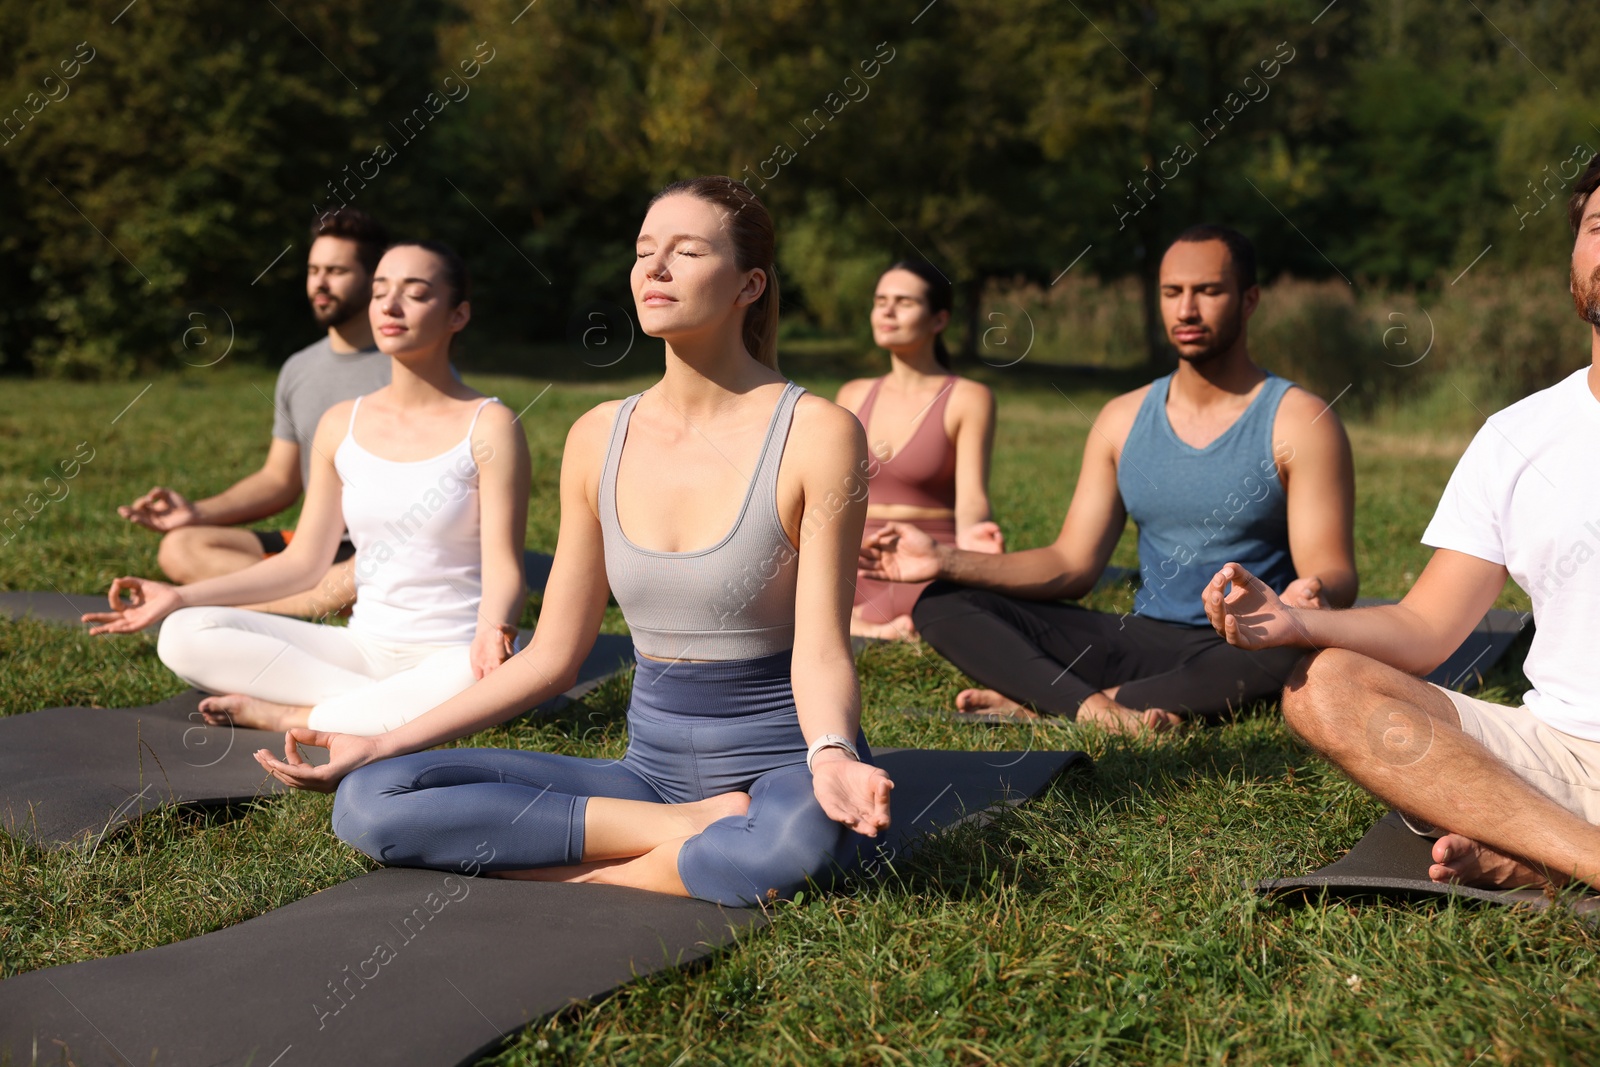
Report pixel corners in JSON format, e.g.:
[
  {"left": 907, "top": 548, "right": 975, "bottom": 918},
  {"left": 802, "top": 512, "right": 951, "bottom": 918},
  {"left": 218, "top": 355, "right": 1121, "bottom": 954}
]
[
  {"left": 909, "top": 580, "right": 979, "bottom": 638},
  {"left": 156, "top": 526, "right": 216, "bottom": 583},
  {"left": 331, "top": 765, "right": 401, "bottom": 861},
  {"left": 1281, "top": 648, "right": 1377, "bottom": 753},
  {"left": 682, "top": 782, "right": 851, "bottom": 906},
  {"left": 155, "top": 606, "right": 218, "bottom": 683}
]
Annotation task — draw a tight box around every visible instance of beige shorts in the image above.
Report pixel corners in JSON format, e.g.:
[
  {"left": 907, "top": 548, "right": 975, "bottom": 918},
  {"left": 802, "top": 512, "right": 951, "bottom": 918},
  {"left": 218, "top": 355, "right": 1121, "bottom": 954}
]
[{"left": 1436, "top": 685, "right": 1600, "bottom": 825}]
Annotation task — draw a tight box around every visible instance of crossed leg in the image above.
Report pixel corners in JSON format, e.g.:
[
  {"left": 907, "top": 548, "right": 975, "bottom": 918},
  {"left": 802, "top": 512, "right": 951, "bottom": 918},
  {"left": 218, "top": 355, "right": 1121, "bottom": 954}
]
[{"left": 1282, "top": 648, "right": 1600, "bottom": 890}]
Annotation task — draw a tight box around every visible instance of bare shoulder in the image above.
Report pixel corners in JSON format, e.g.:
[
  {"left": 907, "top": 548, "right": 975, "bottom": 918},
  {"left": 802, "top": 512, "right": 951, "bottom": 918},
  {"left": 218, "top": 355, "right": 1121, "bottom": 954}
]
[
  {"left": 313, "top": 398, "right": 357, "bottom": 440},
  {"left": 1093, "top": 383, "right": 1152, "bottom": 440},
  {"left": 948, "top": 376, "right": 995, "bottom": 416},
  {"left": 834, "top": 377, "right": 876, "bottom": 412},
  {"left": 561, "top": 398, "right": 626, "bottom": 466},
  {"left": 793, "top": 392, "right": 868, "bottom": 449},
  {"left": 471, "top": 397, "right": 523, "bottom": 434},
  {"left": 1274, "top": 384, "right": 1349, "bottom": 449}
]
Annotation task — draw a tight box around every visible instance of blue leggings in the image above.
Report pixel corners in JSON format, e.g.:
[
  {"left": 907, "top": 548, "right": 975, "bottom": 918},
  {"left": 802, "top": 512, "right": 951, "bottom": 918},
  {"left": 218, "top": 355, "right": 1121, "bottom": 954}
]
[{"left": 332, "top": 649, "right": 873, "bottom": 907}]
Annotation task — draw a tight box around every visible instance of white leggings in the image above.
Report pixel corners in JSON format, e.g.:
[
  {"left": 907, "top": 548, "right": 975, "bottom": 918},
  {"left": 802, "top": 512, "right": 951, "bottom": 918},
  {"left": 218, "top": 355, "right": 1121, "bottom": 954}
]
[{"left": 156, "top": 607, "right": 477, "bottom": 736}]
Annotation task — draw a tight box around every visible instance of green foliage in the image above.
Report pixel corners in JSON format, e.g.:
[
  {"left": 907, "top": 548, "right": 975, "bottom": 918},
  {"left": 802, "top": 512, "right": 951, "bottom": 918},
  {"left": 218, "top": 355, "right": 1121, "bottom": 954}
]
[{"left": 1, "top": 0, "right": 1596, "bottom": 389}]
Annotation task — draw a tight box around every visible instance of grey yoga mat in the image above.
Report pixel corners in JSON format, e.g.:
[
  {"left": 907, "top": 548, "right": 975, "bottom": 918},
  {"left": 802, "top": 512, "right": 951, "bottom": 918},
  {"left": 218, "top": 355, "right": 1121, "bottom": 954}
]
[
  {"left": 0, "top": 633, "right": 636, "bottom": 850},
  {"left": 1254, "top": 810, "right": 1600, "bottom": 917},
  {"left": 0, "top": 746, "right": 1084, "bottom": 1067}
]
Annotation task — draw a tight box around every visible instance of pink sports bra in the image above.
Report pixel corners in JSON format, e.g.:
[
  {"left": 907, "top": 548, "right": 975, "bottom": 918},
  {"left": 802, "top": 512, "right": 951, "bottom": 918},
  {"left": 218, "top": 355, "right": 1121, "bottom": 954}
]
[{"left": 855, "top": 376, "right": 958, "bottom": 511}]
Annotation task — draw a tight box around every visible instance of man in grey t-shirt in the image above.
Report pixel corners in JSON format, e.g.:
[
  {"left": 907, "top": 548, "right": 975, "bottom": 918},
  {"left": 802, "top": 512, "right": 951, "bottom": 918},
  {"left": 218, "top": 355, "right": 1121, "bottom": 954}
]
[{"left": 118, "top": 209, "right": 391, "bottom": 618}]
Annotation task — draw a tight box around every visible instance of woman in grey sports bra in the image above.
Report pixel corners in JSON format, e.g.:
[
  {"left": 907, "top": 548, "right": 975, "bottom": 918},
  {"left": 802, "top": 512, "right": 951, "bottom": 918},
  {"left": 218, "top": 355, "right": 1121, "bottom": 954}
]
[{"left": 257, "top": 177, "right": 896, "bottom": 907}]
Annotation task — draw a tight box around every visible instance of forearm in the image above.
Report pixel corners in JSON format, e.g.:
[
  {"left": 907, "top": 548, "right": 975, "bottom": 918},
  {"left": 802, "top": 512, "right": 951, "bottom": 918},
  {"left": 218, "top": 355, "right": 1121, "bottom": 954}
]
[
  {"left": 935, "top": 542, "right": 1084, "bottom": 599},
  {"left": 1307, "top": 564, "right": 1359, "bottom": 608},
  {"left": 476, "top": 552, "right": 526, "bottom": 630},
  {"left": 791, "top": 644, "right": 863, "bottom": 745},
  {"left": 193, "top": 468, "right": 300, "bottom": 526},
  {"left": 1282, "top": 601, "right": 1458, "bottom": 674},
  {"left": 175, "top": 551, "right": 325, "bottom": 607},
  {"left": 373, "top": 647, "right": 577, "bottom": 758},
  {"left": 954, "top": 496, "right": 992, "bottom": 534}
]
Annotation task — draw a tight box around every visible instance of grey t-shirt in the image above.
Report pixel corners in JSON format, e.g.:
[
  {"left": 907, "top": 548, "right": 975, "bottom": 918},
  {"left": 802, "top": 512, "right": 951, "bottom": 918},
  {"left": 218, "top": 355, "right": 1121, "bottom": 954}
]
[{"left": 271, "top": 337, "right": 392, "bottom": 490}]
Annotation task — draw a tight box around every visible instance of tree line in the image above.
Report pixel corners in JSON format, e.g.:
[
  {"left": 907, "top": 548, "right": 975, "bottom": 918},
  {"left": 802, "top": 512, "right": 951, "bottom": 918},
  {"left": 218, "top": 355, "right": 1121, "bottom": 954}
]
[{"left": 0, "top": 0, "right": 1594, "bottom": 377}]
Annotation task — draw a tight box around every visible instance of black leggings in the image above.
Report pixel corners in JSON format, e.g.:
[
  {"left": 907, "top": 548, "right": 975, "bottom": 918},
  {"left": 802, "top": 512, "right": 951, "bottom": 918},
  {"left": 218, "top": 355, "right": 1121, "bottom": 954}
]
[{"left": 911, "top": 582, "right": 1307, "bottom": 720}]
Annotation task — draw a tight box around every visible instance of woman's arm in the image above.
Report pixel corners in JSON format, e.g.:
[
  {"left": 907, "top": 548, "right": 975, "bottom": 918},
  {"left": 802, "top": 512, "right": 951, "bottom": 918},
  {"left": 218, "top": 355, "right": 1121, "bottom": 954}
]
[
  {"left": 467, "top": 401, "right": 533, "bottom": 677},
  {"left": 256, "top": 403, "right": 619, "bottom": 789},
  {"left": 950, "top": 379, "right": 1002, "bottom": 551},
  {"left": 787, "top": 397, "right": 894, "bottom": 835},
  {"left": 86, "top": 406, "right": 352, "bottom": 633}
]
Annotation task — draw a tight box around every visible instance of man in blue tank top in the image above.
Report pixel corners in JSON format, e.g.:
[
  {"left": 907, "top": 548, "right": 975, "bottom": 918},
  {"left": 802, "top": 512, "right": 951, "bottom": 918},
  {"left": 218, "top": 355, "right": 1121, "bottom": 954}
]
[
  {"left": 859, "top": 225, "right": 1357, "bottom": 733},
  {"left": 115, "top": 209, "right": 392, "bottom": 619},
  {"left": 1205, "top": 156, "right": 1600, "bottom": 892}
]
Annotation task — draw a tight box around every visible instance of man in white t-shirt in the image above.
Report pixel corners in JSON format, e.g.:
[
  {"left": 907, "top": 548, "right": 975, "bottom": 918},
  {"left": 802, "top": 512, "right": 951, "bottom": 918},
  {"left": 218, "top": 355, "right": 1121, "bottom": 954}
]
[
  {"left": 117, "top": 209, "right": 391, "bottom": 618},
  {"left": 1201, "top": 153, "right": 1600, "bottom": 892}
]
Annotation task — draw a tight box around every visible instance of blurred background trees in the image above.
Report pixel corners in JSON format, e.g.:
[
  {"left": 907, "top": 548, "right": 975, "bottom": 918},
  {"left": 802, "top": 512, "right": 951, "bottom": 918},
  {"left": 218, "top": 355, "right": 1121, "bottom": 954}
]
[{"left": 0, "top": 0, "right": 1594, "bottom": 407}]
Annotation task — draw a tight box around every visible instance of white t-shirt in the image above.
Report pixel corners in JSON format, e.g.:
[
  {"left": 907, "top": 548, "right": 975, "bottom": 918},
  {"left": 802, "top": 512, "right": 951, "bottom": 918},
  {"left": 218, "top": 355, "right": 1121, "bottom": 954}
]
[{"left": 1422, "top": 366, "right": 1600, "bottom": 741}]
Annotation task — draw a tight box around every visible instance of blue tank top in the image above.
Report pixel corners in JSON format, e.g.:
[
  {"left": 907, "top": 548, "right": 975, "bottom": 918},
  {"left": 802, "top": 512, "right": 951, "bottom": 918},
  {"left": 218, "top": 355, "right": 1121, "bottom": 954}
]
[{"left": 1116, "top": 373, "right": 1297, "bottom": 627}]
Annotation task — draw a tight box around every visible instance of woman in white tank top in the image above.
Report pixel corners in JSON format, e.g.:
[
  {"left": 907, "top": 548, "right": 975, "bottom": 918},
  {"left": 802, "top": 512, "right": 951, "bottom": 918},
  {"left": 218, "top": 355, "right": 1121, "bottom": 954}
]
[
  {"left": 86, "top": 243, "right": 531, "bottom": 736},
  {"left": 254, "top": 179, "right": 894, "bottom": 908}
]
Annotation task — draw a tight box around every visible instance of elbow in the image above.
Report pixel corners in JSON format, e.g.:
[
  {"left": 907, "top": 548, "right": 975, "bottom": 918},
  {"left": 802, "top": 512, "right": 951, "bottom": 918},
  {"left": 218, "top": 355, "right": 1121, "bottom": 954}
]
[
  {"left": 521, "top": 642, "right": 582, "bottom": 696},
  {"left": 1055, "top": 575, "right": 1093, "bottom": 601}
]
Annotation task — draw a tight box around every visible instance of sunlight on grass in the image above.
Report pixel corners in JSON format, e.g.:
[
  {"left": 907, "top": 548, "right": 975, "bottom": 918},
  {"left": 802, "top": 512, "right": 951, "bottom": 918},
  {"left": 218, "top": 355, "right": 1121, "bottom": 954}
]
[{"left": 0, "top": 366, "right": 1584, "bottom": 1066}]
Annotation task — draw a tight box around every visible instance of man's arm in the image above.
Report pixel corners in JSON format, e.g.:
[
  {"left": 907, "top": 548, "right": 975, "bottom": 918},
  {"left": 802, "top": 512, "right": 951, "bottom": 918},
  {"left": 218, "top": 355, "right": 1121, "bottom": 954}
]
[
  {"left": 1207, "top": 549, "right": 1507, "bottom": 675},
  {"left": 1277, "top": 388, "right": 1358, "bottom": 607},
  {"left": 189, "top": 437, "right": 305, "bottom": 526},
  {"left": 863, "top": 391, "right": 1137, "bottom": 599}
]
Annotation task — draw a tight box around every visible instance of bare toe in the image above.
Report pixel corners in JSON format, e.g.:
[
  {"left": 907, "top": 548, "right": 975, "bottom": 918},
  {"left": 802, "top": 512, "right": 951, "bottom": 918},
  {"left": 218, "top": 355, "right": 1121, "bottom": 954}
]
[{"left": 1429, "top": 834, "right": 1549, "bottom": 889}]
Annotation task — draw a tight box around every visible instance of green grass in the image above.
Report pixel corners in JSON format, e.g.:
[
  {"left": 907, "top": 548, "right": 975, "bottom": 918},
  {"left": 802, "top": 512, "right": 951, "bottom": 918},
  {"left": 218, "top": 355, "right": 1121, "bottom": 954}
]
[{"left": 1, "top": 360, "right": 1592, "bottom": 1067}]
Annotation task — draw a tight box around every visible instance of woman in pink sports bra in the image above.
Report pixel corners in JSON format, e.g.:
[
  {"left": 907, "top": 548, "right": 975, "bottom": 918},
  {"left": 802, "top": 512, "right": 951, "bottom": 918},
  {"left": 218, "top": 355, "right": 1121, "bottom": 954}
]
[{"left": 836, "top": 260, "right": 1003, "bottom": 641}]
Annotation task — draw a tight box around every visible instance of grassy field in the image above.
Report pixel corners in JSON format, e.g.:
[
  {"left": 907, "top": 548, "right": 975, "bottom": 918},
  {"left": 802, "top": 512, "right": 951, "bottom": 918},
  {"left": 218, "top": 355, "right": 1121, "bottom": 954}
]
[{"left": 1, "top": 355, "right": 1594, "bottom": 1066}]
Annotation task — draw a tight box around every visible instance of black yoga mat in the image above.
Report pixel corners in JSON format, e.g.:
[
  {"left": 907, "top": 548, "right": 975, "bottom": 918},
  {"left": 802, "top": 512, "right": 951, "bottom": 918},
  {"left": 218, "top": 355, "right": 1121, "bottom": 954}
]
[
  {"left": 0, "top": 747, "right": 1083, "bottom": 1067},
  {"left": 1255, "top": 811, "right": 1600, "bottom": 916},
  {"left": 0, "top": 552, "right": 556, "bottom": 634},
  {"left": 0, "top": 589, "right": 128, "bottom": 631},
  {"left": 0, "top": 633, "right": 636, "bottom": 850}
]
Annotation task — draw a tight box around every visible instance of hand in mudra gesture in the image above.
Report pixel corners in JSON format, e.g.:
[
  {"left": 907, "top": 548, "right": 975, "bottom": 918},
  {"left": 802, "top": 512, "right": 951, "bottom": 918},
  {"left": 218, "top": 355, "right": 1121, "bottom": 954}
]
[
  {"left": 254, "top": 729, "right": 381, "bottom": 793},
  {"left": 119, "top": 486, "right": 200, "bottom": 532},
  {"left": 857, "top": 521, "right": 941, "bottom": 584},
  {"left": 1202, "top": 563, "right": 1311, "bottom": 650},
  {"left": 812, "top": 756, "right": 893, "bottom": 837},
  {"left": 82, "top": 576, "right": 184, "bottom": 635}
]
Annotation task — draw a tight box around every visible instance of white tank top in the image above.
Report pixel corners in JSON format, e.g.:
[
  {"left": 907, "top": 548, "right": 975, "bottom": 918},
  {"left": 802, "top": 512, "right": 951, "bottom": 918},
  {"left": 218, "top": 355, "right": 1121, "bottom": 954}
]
[{"left": 335, "top": 395, "right": 500, "bottom": 645}]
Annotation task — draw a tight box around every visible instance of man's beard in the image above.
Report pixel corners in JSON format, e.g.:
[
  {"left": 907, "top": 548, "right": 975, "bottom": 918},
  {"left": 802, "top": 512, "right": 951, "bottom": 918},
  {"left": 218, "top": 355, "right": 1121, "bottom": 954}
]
[
  {"left": 1174, "top": 304, "right": 1244, "bottom": 364},
  {"left": 310, "top": 292, "right": 365, "bottom": 329},
  {"left": 1571, "top": 261, "right": 1600, "bottom": 328}
]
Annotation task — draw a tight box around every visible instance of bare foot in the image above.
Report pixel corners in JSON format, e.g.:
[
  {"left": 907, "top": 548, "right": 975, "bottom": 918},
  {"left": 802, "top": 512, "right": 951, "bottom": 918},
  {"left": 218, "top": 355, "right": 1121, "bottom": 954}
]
[
  {"left": 674, "top": 791, "right": 751, "bottom": 836},
  {"left": 1142, "top": 708, "right": 1189, "bottom": 732},
  {"left": 491, "top": 857, "right": 633, "bottom": 883},
  {"left": 490, "top": 796, "right": 749, "bottom": 885},
  {"left": 1429, "top": 834, "right": 1557, "bottom": 890},
  {"left": 1076, "top": 697, "right": 1185, "bottom": 736},
  {"left": 850, "top": 614, "right": 920, "bottom": 642},
  {"left": 954, "top": 688, "right": 1038, "bottom": 721},
  {"left": 198, "top": 694, "right": 312, "bottom": 732}
]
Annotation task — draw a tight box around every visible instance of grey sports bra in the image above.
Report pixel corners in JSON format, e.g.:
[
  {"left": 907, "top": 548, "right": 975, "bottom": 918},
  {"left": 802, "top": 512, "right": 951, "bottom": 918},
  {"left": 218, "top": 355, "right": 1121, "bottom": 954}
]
[{"left": 599, "top": 382, "right": 805, "bottom": 661}]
